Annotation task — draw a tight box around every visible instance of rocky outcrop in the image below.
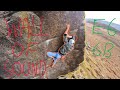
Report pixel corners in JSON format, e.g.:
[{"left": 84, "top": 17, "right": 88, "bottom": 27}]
[{"left": 0, "top": 11, "right": 85, "bottom": 79}]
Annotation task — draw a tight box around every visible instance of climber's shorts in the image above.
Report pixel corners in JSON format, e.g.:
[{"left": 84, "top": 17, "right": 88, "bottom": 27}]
[{"left": 47, "top": 52, "right": 62, "bottom": 64}]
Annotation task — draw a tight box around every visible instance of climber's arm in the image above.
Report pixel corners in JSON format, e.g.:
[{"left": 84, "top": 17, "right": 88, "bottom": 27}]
[
  {"left": 61, "top": 55, "right": 66, "bottom": 62},
  {"left": 64, "top": 24, "right": 70, "bottom": 35},
  {"left": 64, "top": 24, "right": 72, "bottom": 38}
]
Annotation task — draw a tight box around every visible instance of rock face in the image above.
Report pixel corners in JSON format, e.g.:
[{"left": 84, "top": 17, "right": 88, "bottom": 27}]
[{"left": 0, "top": 11, "right": 85, "bottom": 79}]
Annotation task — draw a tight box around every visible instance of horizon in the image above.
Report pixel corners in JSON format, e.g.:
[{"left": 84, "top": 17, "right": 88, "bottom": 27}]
[{"left": 85, "top": 11, "right": 120, "bottom": 25}]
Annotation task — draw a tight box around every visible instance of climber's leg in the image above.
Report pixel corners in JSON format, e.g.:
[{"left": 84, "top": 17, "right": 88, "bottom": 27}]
[
  {"left": 47, "top": 52, "right": 57, "bottom": 59},
  {"left": 47, "top": 52, "right": 61, "bottom": 67},
  {"left": 47, "top": 52, "right": 61, "bottom": 61},
  {"left": 51, "top": 52, "right": 61, "bottom": 67}
]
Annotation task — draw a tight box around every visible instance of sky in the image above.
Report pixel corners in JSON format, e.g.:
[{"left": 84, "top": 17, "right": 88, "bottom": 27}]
[{"left": 85, "top": 11, "right": 120, "bottom": 24}]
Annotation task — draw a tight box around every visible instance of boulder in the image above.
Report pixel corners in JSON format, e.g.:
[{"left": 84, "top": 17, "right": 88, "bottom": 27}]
[{"left": 0, "top": 11, "right": 85, "bottom": 79}]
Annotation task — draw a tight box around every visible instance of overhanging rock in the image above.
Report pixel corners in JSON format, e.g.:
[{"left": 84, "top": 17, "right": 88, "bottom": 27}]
[{"left": 0, "top": 11, "right": 85, "bottom": 79}]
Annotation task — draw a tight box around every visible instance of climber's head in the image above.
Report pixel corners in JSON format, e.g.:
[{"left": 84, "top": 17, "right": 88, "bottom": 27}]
[
  {"left": 69, "top": 39, "right": 75, "bottom": 46},
  {"left": 68, "top": 35, "right": 76, "bottom": 47}
]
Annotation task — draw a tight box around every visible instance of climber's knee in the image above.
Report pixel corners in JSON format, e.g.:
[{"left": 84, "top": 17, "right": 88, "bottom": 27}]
[
  {"left": 47, "top": 52, "right": 53, "bottom": 57},
  {"left": 47, "top": 52, "right": 57, "bottom": 58}
]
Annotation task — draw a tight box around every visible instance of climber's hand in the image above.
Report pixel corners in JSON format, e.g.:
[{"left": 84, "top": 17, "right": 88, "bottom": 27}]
[{"left": 61, "top": 56, "right": 66, "bottom": 62}]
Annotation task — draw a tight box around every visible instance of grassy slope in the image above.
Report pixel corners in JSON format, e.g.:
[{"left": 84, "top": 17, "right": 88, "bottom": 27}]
[{"left": 58, "top": 23, "right": 120, "bottom": 79}]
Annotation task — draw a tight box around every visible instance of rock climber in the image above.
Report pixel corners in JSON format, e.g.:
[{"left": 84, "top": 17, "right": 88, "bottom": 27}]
[{"left": 47, "top": 24, "right": 76, "bottom": 67}]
